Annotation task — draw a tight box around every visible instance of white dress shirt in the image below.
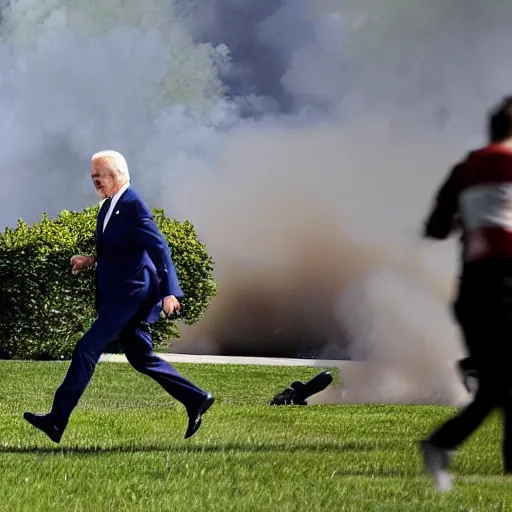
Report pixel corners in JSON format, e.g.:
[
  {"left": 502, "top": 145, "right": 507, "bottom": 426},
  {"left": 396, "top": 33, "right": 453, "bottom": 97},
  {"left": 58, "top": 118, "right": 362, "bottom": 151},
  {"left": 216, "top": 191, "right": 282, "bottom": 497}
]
[{"left": 102, "top": 182, "right": 130, "bottom": 232}]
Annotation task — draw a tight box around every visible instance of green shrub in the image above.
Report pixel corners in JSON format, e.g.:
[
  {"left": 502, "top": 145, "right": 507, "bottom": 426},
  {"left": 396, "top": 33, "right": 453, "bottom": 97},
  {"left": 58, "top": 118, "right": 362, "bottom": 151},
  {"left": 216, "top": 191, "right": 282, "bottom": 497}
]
[{"left": 0, "top": 207, "right": 216, "bottom": 360}]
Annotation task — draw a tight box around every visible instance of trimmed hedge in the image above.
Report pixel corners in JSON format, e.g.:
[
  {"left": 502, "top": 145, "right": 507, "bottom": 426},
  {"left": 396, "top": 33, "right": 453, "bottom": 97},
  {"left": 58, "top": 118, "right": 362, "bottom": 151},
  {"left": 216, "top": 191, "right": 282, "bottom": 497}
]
[{"left": 0, "top": 207, "right": 216, "bottom": 360}]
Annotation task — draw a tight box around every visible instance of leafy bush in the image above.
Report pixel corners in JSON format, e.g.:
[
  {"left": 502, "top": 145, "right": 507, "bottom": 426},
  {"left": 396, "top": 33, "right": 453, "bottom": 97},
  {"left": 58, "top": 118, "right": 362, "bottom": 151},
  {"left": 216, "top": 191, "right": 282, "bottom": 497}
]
[{"left": 0, "top": 207, "right": 216, "bottom": 360}]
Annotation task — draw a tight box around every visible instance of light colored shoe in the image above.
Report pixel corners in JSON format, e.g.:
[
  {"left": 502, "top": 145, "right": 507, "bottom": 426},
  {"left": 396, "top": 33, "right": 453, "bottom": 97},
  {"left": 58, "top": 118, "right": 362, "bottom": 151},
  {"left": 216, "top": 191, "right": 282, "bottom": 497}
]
[
  {"left": 465, "top": 375, "right": 479, "bottom": 395},
  {"left": 419, "top": 440, "right": 454, "bottom": 492}
]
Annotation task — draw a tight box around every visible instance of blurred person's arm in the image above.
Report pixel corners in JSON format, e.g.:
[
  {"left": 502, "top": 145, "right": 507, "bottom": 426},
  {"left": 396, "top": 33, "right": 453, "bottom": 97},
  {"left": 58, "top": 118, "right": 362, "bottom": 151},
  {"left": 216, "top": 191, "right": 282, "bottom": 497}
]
[{"left": 423, "top": 165, "right": 460, "bottom": 240}]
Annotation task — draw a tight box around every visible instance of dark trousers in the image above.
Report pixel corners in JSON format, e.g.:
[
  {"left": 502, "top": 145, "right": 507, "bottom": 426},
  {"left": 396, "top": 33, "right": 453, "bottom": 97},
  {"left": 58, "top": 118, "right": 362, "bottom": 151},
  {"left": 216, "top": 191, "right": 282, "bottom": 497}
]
[
  {"left": 429, "top": 260, "right": 512, "bottom": 472},
  {"left": 49, "top": 313, "right": 207, "bottom": 428}
]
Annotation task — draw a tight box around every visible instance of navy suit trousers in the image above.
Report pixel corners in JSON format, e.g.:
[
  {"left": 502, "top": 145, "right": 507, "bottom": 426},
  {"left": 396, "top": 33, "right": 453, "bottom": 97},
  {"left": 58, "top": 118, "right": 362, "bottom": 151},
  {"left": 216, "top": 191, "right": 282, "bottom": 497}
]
[{"left": 49, "top": 313, "right": 207, "bottom": 427}]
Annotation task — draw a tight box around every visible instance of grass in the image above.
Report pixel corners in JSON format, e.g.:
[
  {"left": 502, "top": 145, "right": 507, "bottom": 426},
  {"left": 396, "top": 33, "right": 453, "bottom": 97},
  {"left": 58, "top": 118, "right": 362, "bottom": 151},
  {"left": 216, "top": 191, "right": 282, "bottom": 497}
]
[{"left": 0, "top": 361, "right": 511, "bottom": 511}]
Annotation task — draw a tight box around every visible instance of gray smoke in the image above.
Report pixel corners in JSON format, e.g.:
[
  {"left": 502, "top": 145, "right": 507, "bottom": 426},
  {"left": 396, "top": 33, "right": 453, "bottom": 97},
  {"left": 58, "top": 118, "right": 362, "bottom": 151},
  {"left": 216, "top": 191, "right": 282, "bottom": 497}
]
[{"left": 2, "top": 0, "right": 511, "bottom": 403}]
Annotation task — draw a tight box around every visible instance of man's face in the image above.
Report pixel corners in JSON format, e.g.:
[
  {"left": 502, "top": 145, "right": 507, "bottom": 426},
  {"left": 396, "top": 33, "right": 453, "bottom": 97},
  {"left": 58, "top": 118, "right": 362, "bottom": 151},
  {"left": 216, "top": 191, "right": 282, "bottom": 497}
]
[{"left": 91, "top": 158, "right": 120, "bottom": 199}]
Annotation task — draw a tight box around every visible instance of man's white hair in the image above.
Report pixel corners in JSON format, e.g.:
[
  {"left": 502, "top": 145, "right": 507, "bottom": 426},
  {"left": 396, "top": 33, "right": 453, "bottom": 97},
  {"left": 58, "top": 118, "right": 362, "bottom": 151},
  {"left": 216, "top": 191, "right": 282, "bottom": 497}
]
[{"left": 92, "top": 150, "right": 130, "bottom": 181}]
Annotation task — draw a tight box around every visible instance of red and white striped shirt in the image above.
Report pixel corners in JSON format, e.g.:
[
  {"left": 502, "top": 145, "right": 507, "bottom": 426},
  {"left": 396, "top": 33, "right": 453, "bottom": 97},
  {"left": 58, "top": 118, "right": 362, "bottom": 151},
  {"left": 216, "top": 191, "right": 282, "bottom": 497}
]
[{"left": 426, "top": 143, "right": 512, "bottom": 262}]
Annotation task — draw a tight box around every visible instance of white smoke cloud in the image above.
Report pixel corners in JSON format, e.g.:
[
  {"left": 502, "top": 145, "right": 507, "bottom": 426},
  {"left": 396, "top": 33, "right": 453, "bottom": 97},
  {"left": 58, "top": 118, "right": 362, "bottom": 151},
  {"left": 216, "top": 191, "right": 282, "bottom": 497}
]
[
  {"left": 0, "top": 0, "right": 230, "bottom": 223},
  {"left": 2, "top": 0, "right": 512, "bottom": 403}
]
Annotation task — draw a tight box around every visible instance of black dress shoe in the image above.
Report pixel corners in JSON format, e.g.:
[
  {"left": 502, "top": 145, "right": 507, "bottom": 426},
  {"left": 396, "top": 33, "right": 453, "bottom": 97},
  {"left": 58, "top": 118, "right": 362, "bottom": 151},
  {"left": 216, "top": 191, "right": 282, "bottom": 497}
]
[
  {"left": 185, "top": 393, "right": 214, "bottom": 439},
  {"left": 23, "top": 412, "right": 64, "bottom": 444}
]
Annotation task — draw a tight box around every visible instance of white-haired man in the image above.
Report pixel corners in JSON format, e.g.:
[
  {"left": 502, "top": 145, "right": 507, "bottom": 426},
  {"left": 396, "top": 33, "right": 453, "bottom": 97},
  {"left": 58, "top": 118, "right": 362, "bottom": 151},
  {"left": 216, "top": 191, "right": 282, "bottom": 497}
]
[{"left": 24, "top": 150, "right": 214, "bottom": 443}]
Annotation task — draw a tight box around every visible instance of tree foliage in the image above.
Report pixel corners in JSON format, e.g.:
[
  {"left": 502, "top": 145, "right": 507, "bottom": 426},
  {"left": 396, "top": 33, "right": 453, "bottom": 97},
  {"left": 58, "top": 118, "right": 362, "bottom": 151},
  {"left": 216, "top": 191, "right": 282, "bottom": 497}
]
[{"left": 0, "top": 206, "right": 216, "bottom": 360}]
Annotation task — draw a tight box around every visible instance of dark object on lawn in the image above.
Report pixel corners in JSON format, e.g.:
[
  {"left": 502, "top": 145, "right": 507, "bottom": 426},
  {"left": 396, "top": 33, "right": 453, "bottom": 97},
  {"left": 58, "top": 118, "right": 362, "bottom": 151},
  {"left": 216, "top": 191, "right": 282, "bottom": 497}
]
[
  {"left": 270, "top": 371, "right": 333, "bottom": 405},
  {"left": 457, "top": 357, "right": 479, "bottom": 394}
]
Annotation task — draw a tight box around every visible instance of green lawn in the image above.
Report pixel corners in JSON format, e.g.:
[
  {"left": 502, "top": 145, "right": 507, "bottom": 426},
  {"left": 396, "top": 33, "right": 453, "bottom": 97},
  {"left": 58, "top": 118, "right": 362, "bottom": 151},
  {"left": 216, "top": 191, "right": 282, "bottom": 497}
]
[{"left": 0, "top": 361, "right": 510, "bottom": 511}]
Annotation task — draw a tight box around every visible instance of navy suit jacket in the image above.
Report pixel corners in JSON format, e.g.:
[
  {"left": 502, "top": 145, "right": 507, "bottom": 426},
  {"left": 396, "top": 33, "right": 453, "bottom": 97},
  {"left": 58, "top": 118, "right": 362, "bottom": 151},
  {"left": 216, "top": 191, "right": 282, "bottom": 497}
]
[{"left": 94, "top": 186, "right": 183, "bottom": 326}]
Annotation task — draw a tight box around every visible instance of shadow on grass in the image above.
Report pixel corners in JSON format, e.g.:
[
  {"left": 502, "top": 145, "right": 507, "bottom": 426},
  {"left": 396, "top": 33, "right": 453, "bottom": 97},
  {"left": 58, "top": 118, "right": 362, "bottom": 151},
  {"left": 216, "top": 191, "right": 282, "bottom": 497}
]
[{"left": 0, "top": 440, "right": 389, "bottom": 455}]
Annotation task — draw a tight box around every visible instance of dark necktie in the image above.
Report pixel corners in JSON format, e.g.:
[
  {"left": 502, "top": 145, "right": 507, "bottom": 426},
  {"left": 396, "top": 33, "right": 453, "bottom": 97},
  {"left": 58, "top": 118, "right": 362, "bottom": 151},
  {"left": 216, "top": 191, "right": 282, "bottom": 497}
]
[{"left": 96, "top": 197, "right": 112, "bottom": 254}]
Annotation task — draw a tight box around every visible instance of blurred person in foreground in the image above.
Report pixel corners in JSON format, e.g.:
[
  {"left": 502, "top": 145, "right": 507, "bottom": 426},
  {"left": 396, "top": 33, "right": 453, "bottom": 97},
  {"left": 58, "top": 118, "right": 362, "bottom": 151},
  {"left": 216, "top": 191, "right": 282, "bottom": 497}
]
[
  {"left": 420, "top": 97, "right": 512, "bottom": 491},
  {"left": 24, "top": 150, "right": 214, "bottom": 443}
]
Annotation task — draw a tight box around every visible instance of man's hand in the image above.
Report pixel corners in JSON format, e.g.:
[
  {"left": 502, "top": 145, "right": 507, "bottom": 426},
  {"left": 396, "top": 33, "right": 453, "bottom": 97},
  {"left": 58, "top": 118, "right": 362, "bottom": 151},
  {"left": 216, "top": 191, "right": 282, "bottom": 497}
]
[
  {"left": 71, "top": 255, "right": 95, "bottom": 275},
  {"left": 163, "top": 295, "right": 181, "bottom": 316}
]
